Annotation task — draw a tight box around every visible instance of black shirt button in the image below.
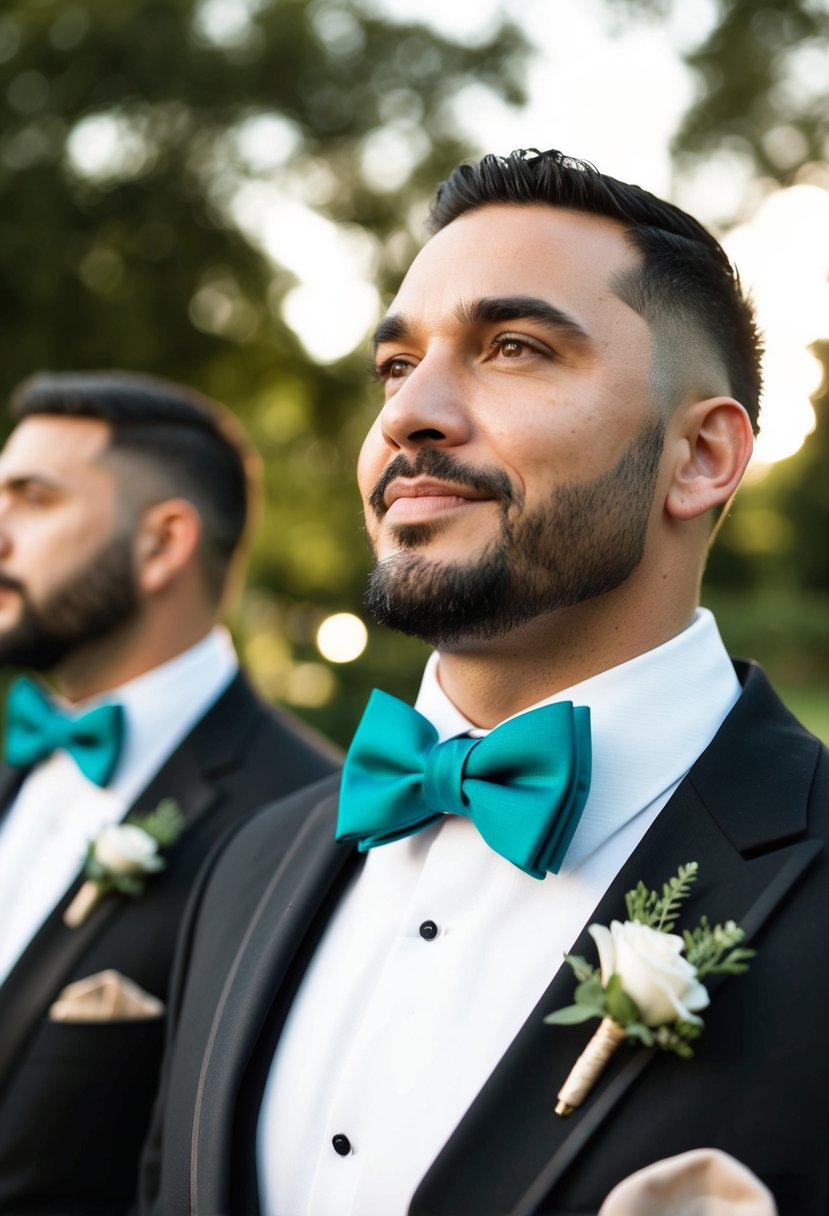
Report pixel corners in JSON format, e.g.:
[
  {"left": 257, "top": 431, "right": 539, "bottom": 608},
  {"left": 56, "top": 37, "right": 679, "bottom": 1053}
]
[
  {"left": 419, "top": 920, "right": 439, "bottom": 941},
  {"left": 332, "top": 1134, "right": 352, "bottom": 1156}
]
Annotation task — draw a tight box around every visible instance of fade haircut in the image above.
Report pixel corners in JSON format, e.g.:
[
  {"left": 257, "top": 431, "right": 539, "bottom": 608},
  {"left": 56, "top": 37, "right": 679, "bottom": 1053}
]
[
  {"left": 10, "top": 370, "right": 258, "bottom": 605},
  {"left": 429, "top": 148, "right": 763, "bottom": 433}
]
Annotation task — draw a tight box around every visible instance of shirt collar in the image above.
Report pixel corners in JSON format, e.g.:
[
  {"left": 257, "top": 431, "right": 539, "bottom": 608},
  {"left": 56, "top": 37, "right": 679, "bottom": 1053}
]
[
  {"left": 414, "top": 608, "right": 740, "bottom": 867},
  {"left": 78, "top": 626, "right": 238, "bottom": 799}
]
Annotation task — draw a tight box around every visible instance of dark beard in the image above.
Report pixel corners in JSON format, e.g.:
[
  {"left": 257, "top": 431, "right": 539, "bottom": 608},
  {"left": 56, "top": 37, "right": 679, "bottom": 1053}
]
[
  {"left": 364, "top": 415, "right": 665, "bottom": 647},
  {"left": 0, "top": 532, "right": 139, "bottom": 670}
]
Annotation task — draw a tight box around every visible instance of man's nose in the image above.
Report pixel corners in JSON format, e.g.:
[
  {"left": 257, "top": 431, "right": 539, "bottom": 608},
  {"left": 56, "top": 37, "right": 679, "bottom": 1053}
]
[{"left": 378, "top": 353, "right": 472, "bottom": 454}]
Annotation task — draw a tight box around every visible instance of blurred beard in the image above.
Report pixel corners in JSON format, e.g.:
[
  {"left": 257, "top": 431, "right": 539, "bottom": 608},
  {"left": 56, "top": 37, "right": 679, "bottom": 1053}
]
[
  {"left": 364, "top": 415, "right": 665, "bottom": 647},
  {"left": 0, "top": 533, "right": 139, "bottom": 671}
]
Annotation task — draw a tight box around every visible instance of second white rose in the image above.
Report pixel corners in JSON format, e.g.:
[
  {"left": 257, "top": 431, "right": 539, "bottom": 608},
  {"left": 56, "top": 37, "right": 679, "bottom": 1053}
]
[
  {"left": 93, "top": 824, "right": 165, "bottom": 876},
  {"left": 588, "top": 919, "right": 711, "bottom": 1027}
]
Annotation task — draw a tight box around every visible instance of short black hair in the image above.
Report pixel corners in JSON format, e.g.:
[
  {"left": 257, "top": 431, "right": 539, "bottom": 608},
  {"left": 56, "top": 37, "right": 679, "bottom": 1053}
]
[
  {"left": 430, "top": 148, "right": 763, "bottom": 432},
  {"left": 10, "top": 370, "right": 258, "bottom": 603}
]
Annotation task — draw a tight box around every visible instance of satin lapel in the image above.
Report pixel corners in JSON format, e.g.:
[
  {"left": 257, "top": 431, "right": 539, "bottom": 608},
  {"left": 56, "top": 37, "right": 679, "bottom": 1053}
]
[
  {"left": 128, "top": 671, "right": 260, "bottom": 821},
  {"left": 189, "top": 790, "right": 353, "bottom": 1212},
  {"left": 129, "top": 731, "right": 216, "bottom": 825},
  {"left": 0, "top": 677, "right": 253, "bottom": 1093},
  {"left": 412, "top": 663, "right": 824, "bottom": 1216}
]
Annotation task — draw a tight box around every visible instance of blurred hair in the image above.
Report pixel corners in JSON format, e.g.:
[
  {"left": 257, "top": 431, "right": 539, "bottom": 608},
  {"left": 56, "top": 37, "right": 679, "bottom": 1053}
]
[
  {"left": 11, "top": 369, "right": 260, "bottom": 605},
  {"left": 430, "top": 148, "right": 763, "bottom": 432}
]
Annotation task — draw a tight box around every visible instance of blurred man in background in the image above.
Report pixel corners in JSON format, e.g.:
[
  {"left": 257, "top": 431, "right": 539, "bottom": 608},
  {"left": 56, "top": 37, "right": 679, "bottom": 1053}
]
[{"left": 0, "top": 370, "right": 339, "bottom": 1215}]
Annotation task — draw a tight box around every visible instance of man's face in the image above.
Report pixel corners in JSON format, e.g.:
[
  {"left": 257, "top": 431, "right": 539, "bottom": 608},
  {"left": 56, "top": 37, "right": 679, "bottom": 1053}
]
[
  {"left": 358, "top": 204, "right": 667, "bottom": 646},
  {"left": 0, "top": 416, "right": 140, "bottom": 670}
]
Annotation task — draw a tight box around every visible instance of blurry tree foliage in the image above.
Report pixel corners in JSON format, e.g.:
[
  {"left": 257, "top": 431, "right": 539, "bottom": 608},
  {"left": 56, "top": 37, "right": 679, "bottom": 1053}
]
[
  {"left": 612, "top": 0, "right": 828, "bottom": 181},
  {"left": 0, "top": 0, "right": 528, "bottom": 740}
]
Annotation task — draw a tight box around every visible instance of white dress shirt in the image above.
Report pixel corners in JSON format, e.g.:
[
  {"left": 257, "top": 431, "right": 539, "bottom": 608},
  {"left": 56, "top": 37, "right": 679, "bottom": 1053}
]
[
  {"left": 0, "top": 627, "right": 238, "bottom": 986},
  {"left": 257, "top": 609, "right": 741, "bottom": 1216}
]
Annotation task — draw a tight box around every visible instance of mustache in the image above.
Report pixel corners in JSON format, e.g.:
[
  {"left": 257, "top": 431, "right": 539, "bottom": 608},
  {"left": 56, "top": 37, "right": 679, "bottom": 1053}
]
[
  {"left": 0, "top": 573, "right": 25, "bottom": 594},
  {"left": 368, "top": 448, "right": 515, "bottom": 518}
]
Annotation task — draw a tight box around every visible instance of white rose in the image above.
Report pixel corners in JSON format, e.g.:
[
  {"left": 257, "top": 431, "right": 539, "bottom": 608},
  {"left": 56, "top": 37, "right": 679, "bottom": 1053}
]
[
  {"left": 589, "top": 919, "right": 710, "bottom": 1027},
  {"left": 93, "top": 824, "right": 165, "bottom": 876}
]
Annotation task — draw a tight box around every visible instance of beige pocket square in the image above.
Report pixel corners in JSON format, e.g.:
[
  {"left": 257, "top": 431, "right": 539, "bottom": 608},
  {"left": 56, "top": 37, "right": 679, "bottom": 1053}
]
[
  {"left": 599, "top": 1148, "right": 777, "bottom": 1216},
  {"left": 48, "top": 969, "right": 165, "bottom": 1022}
]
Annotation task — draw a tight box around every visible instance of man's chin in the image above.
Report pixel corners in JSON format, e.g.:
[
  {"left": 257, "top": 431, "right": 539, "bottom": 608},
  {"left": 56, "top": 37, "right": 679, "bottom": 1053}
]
[
  {"left": 374, "top": 547, "right": 485, "bottom": 580},
  {"left": 365, "top": 538, "right": 514, "bottom": 647},
  {"left": 0, "top": 621, "right": 71, "bottom": 671}
]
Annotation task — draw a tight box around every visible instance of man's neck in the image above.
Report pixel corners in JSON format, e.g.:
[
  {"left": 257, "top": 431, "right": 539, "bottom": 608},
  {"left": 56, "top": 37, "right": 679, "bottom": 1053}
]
[
  {"left": 433, "top": 600, "right": 697, "bottom": 729},
  {"left": 55, "top": 619, "right": 215, "bottom": 704}
]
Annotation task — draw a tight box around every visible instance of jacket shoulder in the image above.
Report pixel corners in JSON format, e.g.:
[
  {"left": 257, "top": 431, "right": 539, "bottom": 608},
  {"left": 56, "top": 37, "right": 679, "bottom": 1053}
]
[{"left": 204, "top": 770, "right": 343, "bottom": 887}]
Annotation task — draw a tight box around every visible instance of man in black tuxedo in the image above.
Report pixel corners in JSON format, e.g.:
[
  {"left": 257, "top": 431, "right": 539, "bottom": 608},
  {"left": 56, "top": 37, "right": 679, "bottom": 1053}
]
[
  {"left": 0, "top": 370, "right": 339, "bottom": 1215},
  {"left": 141, "top": 150, "right": 828, "bottom": 1215}
]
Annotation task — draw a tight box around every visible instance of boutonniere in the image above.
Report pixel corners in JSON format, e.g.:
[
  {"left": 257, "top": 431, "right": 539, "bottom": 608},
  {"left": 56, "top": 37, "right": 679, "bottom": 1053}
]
[
  {"left": 545, "top": 862, "right": 754, "bottom": 1116},
  {"left": 63, "top": 799, "right": 184, "bottom": 928}
]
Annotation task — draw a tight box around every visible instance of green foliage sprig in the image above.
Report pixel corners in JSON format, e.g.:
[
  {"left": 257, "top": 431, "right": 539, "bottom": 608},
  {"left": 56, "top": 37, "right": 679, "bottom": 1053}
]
[
  {"left": 624, "top": 861, "right": 698, "bottom": 931},
  {"left": 129, "top": 798, "right": 184, "bottom": 849},
  {"left": 683, "top": 916, "right": 756, "bottom": 978}
]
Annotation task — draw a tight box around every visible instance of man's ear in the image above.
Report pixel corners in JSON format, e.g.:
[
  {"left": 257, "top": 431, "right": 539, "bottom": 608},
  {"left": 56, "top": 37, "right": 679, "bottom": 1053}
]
[
  {"left": 135, "top": 499, "right": 203, "bottom": 595},
  {"left": 665, "top": 398, "right": 754, "bottom": 522}
]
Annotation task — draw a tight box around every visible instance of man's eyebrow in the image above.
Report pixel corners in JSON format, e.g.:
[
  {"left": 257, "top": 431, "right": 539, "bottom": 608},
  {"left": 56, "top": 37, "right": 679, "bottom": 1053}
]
[
  {"left": 0, "top": 474, "right": 61, "bottom": 493},
  {"left": 371, "top": 295, "right": 591, "bottom": 351},
  {"left": 459, "top": 296, "right": 591, "bottom": 343},
  {"left": 372, "top": 313, "right": 410, "bottom": 351}
]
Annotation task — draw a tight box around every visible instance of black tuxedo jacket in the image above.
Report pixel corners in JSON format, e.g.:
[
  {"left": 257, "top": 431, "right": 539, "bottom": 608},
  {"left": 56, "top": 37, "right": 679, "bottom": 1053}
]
[
  {"left": 0, "top": 670, "right": 340, "bottom": 1216},
  {"left": 142, "top": 662, "right": 829, "bottom": 1216}
]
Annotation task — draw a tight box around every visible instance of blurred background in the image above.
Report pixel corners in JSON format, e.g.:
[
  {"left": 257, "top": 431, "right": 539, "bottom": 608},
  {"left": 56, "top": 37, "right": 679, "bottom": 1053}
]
[{"left": 1, "top": 0, "right": 827, "bottom": 746}]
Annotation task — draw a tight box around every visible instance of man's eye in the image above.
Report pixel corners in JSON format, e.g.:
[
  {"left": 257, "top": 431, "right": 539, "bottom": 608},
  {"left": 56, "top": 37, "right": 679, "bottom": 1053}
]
[
  {"left": 19, "top": 486, "right": 49, "bottom": 504},
  {"left": 490, "top": 333, "right": 550, "bottom": 362},
  {"left": 376, "top": 357, "right": 414, "bottom": 381}
]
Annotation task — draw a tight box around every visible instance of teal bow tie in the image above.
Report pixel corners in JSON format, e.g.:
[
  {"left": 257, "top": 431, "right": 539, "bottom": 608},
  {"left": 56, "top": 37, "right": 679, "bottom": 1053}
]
[
  {"left": 336, "top": 690, "right": 591, "bottom": 879},
  {"left": 4, "top": 677, "right": 125, "bottom": 787}
]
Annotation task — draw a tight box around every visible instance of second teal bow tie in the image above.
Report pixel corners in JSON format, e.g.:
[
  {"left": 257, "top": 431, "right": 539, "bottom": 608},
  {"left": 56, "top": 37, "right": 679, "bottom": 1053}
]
[
  {"left": 336, "top": 690, "right": 591, "bottom": 879},
  {"left": 4, "top": 676, "right": 125, "bottom": 787}
]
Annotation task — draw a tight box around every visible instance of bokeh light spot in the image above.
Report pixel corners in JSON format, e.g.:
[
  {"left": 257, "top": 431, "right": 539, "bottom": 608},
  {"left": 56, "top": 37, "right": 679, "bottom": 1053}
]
[{"left": 316, "top": 613, "right": 368, "bottom": 663}]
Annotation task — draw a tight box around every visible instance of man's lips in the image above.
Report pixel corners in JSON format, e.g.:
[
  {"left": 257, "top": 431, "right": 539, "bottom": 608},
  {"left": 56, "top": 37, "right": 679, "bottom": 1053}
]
[{"left": 382, "top": 479, "right": 494, "bottom": 522}]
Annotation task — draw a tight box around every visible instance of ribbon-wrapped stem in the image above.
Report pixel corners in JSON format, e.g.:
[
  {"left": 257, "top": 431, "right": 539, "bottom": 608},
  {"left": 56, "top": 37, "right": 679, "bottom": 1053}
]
[
  {"left": 63, "top": 880, "right": 104, "bottom": 928},
  {"left": 555, "top": 1017, "right": 626, "bottom": 1116}
]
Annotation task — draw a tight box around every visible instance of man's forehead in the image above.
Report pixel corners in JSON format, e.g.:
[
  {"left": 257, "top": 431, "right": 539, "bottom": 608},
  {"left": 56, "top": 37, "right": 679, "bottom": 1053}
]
[
  {"left": 0, "top": 414, "right": 112, "bottom": 475},
  {"left": 381, "top": 203, "right": 639, "bottom": 336},
  {"left": 423, "top": 201, "right": 629, "bottom": 264}
]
